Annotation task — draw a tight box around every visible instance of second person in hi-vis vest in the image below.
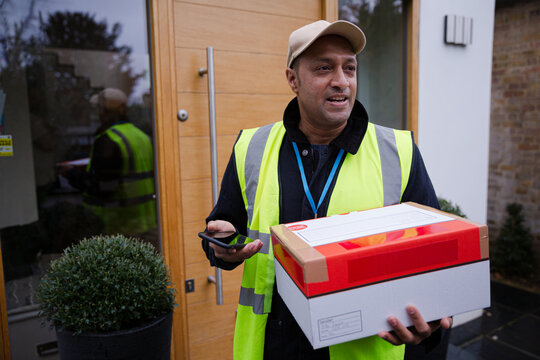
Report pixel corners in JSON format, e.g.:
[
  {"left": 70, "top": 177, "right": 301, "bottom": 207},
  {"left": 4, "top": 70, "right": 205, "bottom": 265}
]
[{"left": 64, "top": 88, "right": 158, "bottom": 249}]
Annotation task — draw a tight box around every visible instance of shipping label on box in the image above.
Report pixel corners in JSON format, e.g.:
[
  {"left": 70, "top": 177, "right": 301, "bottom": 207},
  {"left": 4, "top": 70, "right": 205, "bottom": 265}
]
[{"left": 270, "top": 202, "right": 490, "bottom": 349}]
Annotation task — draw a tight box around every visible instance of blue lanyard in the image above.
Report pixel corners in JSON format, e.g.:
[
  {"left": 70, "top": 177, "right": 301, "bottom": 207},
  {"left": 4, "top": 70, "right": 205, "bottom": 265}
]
[{"left": 292, "top": 142, "right": 344, "bottom": 218}]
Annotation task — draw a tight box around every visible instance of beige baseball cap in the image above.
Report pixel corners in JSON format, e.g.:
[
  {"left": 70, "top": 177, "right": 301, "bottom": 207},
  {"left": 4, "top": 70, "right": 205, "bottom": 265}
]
[{"left": 287, "top": 20, "right": 366, "bottom": 68}]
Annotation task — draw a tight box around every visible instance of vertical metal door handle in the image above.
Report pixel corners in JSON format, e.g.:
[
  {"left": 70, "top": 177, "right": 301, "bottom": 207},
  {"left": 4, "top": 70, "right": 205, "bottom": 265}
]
[{"left": 199, "top": 47, "right": 223, "bottom": 306}]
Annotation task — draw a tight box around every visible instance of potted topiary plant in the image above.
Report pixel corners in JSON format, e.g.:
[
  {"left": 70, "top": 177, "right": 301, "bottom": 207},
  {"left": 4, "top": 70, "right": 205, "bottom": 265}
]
[{"left": 36, "top": 234, "right": 176, "bottom": 360}]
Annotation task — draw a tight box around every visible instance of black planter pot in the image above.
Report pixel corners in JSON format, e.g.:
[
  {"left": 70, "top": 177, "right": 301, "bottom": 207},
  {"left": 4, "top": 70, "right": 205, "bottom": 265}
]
[{"left": 56, "top": 312, "right": 173, "bottom": 360}]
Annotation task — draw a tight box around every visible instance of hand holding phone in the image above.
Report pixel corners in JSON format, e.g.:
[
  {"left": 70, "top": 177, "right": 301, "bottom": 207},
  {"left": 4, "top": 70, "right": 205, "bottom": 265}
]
[
  {"left": 198, "top": 231, "right": 248, "bottom": 250},
  {"left": 203, "top": 220, "right": 264, "bottom": 262}
]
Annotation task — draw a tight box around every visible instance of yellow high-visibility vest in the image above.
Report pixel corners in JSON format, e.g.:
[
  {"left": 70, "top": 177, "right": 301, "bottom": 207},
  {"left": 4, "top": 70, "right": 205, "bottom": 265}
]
[
  {"left": 84, "top": 123, "right": 156, "bottom": 235},
  {"left": 233, "top": 121, "right": 413, "bottom": 359}
]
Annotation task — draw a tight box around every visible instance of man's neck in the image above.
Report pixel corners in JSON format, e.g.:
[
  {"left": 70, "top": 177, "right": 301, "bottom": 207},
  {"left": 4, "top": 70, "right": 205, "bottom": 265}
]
[{"left": 298, "top": 118, "right": 347, "bottom": 145}]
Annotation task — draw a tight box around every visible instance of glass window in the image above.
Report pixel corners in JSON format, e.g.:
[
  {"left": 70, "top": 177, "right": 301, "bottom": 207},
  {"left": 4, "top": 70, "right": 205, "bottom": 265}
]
[
  {"left": 0, "top": 1, "right": 156, "bottom": 358},
  {"left": 339, "top": 0, "right": 406, "bottom": 129}
]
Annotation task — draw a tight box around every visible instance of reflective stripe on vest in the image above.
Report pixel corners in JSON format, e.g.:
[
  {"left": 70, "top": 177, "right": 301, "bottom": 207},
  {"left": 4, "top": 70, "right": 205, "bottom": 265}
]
[
  {"left": 233, "top": 121, "right": 412, "bottom": 360},
  {"left": 245, "top": 124, "right": 274, "bottom": 229},
  {"left": 374, "top": 124, "right": 402, "bottom": 206},
  {"left": 246, "top": 229, "right": 271, "bottom": 255},
  {"left": 242, "top": 123, "right": 275, "bottom": 256},
  {"left": 111, "top": 128, "right": 136, "bottom": 172}
]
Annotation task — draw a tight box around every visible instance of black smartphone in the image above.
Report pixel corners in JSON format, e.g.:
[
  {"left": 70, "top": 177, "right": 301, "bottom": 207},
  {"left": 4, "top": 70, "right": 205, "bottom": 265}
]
[{"left": 198, "top": 231, "right": 248, "bottom": 250}]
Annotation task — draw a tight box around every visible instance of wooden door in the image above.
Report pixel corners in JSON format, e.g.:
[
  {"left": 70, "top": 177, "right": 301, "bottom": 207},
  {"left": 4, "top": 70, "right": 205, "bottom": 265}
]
[{"left": 150, "top": 1, "right": 335, "bottom": 358}]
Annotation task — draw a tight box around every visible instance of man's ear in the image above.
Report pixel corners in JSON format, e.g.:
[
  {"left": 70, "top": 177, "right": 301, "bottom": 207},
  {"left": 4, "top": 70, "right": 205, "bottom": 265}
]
[{"left": 286, "top": 68, "right": 299, "bottom": 94}]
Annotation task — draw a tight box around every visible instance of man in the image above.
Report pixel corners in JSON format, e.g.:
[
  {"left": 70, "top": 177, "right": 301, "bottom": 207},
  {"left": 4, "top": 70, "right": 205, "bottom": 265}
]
[
  {"left": 202, "top": 20, "right": 451, "bottom": 359},
  {"left": 64, "top": 88, "right": 157, "bottom": 247}
]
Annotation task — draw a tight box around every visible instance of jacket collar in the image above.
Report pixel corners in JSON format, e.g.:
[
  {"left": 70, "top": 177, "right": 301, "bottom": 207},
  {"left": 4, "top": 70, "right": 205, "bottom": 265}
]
[{"left": 282, "top": 97, "right": 369, "bottom": 155}]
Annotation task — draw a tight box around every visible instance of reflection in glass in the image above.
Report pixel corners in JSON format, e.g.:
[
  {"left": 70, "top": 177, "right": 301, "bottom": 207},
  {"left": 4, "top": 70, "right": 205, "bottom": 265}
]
[
  {"left": 0, "top": 1, "right": 155, "bottom": 358},
  {"left": 339, "top": 0, "right": 405, "bottom": 129}
]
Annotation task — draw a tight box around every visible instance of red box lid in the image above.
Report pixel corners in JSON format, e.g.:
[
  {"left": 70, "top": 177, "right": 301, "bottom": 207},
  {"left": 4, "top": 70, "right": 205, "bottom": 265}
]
[{"left": 271, "top": 202, "right": 489, "bottom": 298}]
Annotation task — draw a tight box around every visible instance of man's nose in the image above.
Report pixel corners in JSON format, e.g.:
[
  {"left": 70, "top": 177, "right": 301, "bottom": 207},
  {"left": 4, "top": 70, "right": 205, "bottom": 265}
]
[{"left": 330, "top": 68, "right": 349, "bottom": 89}]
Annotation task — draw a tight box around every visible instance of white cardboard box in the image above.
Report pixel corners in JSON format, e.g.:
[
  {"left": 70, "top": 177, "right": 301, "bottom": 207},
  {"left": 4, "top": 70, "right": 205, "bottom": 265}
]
[{"left": 274, "top": 259, "right": 490, "bottom": 349}]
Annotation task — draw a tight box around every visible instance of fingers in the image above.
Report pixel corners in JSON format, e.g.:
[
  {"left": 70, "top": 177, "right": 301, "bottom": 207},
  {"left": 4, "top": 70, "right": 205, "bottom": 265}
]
[
  {"left": 242, "top": 239, "right": 264, "bottom": 258},
  {"left": 379, "top": 306, "right": 448, "bottom": 346},
  {"left": 406, "top": 306, "right": 432, "bottom": 341},
  {"left": 378, "top": 329, "right": 404, "bottom": 346},
  {"left": 379, "top": 315, "right": 422, "bottom": 345},
  {"left": 210, "top": 239, "right": 263, "bottom": 263},
  {"left": 440, "top": 316, "right": 453, "bottom": 329},
  {"left": 209, "top": 242, "right": 235, "bottom": 259},
  {"left": 207, "top": 220, "right": 235, "bottom": 233}
]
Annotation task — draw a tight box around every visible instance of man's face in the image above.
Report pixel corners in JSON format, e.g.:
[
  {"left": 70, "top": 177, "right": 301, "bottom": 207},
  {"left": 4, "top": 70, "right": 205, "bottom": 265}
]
[{"left": 287, "top": 35, "right": 357, "bottom": 130}]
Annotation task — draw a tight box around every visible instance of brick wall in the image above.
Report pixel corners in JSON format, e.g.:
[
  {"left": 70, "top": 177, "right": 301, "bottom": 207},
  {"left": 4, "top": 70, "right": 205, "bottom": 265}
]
[{"left": 488, "top": 0, "right": 540, "bottom": 261}]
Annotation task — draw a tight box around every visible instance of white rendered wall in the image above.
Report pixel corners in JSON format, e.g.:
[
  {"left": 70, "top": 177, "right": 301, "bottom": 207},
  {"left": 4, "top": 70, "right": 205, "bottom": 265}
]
[{"left": 417, "top": 0, "right": 495, "bottom": 223}]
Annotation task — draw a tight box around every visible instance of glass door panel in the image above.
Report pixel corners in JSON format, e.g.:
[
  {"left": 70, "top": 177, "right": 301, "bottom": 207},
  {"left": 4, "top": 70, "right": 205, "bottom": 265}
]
[
  {"left": 339, "top": 0, "right": 406, "bottom": 129},
  {"left": 0, "top": 1, "right": 156, "bottom": 358}
]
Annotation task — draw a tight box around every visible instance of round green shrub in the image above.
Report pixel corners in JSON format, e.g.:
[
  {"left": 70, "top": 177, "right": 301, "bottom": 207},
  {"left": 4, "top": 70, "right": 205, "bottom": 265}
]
[{"left": 36, "top": 234, "right": 176, "bottom": 334}]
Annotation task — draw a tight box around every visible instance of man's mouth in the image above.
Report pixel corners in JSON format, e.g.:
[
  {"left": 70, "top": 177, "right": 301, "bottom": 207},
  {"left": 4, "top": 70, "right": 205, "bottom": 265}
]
[{"left": 327, "top": 95, "right": 348, "bottom": 104}]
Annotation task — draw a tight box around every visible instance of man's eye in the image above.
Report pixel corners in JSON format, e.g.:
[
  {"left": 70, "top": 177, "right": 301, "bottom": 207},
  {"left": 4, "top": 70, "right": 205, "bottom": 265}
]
[
  {"left": 316, "top": 65, "right": 331, "bottom": 71},
  {"left": 346, "top": 66, "right": 356, "bottom": 72}
]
